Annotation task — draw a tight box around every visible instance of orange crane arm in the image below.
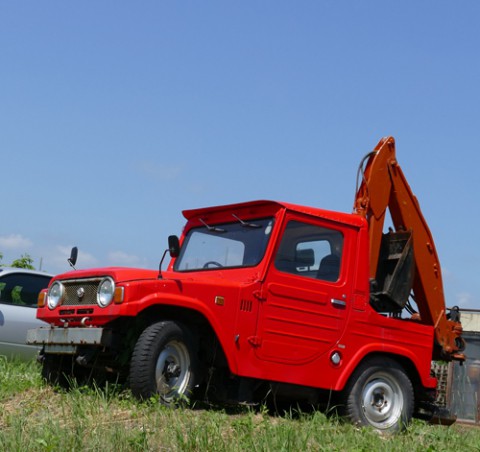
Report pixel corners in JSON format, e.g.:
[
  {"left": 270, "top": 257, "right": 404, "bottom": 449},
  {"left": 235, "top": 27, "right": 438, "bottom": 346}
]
[{"left": 354, "top": 137, "right": 464, "bottom": 361}]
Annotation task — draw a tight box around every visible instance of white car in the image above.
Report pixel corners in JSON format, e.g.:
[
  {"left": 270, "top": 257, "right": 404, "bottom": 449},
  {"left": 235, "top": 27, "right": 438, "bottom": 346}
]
[{"left": 0, "top": 267, "right": 52, "bottom": 360}]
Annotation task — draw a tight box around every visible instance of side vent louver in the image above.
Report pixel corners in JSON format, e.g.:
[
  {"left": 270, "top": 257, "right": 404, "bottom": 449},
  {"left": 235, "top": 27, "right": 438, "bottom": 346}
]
[{"left": 240, "top": 299, "right": 253, "bottom": 312}]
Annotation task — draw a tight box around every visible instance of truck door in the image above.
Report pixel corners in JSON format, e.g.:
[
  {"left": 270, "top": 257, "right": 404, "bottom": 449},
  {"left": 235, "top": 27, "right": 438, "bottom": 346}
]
[{"left": 254, "top": 217, "right": 352, "bottom": 364}]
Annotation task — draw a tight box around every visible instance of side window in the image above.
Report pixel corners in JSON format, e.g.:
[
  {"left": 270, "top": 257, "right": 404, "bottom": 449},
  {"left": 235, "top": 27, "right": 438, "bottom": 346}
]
[
  {"left": 274, "top": 220, "right": 343, "bottom": 282},
  {"left": 0, "top": 274, "right": 51, "bottom": 307}
]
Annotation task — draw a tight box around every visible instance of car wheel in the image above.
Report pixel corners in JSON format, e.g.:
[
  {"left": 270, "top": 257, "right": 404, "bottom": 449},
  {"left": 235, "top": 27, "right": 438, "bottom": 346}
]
[
  {"left": 129, "top": 321, "right": 198, "bottom": 404},
  {"left": 343, "top": 357, "right": 414, "bottom": 433}
]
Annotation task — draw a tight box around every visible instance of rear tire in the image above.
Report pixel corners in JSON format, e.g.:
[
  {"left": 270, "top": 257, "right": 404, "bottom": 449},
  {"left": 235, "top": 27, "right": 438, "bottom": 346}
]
[
  {"left": 129, "top": 321, "right": 198, "bottom": 404},
  {"left": 343, "top": 357, "right": 414, "bottom": 433}
]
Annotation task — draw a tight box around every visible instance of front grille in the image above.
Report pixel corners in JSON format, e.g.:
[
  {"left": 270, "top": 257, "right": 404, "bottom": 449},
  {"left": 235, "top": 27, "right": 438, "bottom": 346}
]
[{"left": 61, "top": 277, "right": 103, "bottom": 306}]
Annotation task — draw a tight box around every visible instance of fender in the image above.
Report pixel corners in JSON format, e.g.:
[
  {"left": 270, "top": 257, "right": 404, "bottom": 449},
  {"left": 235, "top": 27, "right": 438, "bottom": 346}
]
[
  {"left": 334, "top": 341, "right": 437, "bottom": 391},
  {"left": 121, "top": 290, "right": 239, "bottom": 374}
]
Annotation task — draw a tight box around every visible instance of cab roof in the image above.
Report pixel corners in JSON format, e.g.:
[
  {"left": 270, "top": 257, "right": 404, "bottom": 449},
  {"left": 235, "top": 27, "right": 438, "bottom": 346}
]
[{"left": 182, "top": 200, "right": 366, "bottom": 228}]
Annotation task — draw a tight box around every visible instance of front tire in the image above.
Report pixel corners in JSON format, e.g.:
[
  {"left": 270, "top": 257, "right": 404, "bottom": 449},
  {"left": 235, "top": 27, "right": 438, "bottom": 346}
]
[
  {"left": 129, "top": 321, "right": 198, "bottom": 404},
  {"left": 343, "top": 357, "right": 414, "bottom": 433}
]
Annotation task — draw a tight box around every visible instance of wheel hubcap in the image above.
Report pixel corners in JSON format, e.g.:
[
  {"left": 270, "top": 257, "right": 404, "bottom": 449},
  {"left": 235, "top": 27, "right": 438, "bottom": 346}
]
[
  {"left": 155, "top": 340, "right": 191, "bottom": 401},
  {"left": 362, "top": 375, "right": 403, "bottom": 429}
]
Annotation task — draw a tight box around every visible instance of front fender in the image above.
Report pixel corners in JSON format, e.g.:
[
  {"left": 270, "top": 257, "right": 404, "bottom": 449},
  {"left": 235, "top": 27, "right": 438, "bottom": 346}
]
[{"left": 120, "top": 291, "right": 239, "bottom": 374}]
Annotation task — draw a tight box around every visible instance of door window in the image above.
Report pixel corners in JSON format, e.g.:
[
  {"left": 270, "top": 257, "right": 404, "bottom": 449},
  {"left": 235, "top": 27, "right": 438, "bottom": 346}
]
[{"left": 274, "top": 220, "right": 344, "bottom": 282}]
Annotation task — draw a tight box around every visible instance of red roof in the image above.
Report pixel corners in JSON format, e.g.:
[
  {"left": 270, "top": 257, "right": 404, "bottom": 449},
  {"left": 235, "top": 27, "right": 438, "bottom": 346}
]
[{"left": 182, "top": 199, "right": 366, "bottom": 228}]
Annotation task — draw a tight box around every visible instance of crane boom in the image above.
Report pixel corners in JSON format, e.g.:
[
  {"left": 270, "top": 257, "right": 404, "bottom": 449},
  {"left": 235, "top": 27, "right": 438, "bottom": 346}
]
[{"left": 354, "top": 136, "right": 464, "bottom": 361}]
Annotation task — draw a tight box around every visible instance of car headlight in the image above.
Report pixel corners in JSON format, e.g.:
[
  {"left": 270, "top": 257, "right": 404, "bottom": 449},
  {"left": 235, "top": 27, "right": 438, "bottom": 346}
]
[
  {"left": 47, "top": 281, "right": 65, "bottom": 310},
  {"left": 97, "top": 277, "right": 115, "bottom": 307}
]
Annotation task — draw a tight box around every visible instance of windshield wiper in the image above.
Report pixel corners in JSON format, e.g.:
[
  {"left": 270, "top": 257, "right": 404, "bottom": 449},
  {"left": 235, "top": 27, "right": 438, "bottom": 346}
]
[
  {"left": 200, "top": 218, "right": 226, "bottom": 233},
  {"left": 232, "top": 214, "right": 261, "bottom": 228}
]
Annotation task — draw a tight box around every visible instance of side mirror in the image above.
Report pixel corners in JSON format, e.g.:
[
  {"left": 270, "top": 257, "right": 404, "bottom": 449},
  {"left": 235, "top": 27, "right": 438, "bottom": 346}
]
[
  {"left": 168, "top": 235, "right": 180, "bottom": 258},
  {"left": 159, "top": 236, "right": 181, "bottom": 278},
  {"left": 68, "top": 246, "right": 78, "bottom": 269}
]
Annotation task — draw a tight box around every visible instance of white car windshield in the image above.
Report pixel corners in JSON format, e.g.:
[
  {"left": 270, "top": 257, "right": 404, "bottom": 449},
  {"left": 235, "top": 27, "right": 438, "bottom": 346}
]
[{"left": 174, "top": 218, "right": 274, "bottom": 271}]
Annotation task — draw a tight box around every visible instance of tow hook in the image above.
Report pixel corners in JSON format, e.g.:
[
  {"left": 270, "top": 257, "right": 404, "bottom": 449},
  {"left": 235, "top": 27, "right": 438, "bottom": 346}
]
[{"left": 76, "top": 348, "right": 96, "bottom": 367}]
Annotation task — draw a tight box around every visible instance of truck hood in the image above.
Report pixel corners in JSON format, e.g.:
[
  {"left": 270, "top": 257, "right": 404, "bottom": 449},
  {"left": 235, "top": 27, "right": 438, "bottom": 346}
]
[{"left": 52, "top": 267, "right": 160, "bottom": 284}]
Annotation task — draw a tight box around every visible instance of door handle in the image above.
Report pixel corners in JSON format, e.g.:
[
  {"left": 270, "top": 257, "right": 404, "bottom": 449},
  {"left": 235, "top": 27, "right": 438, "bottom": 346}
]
[{"left": 331, "top": 298, "right": 346, "bottom": 308}]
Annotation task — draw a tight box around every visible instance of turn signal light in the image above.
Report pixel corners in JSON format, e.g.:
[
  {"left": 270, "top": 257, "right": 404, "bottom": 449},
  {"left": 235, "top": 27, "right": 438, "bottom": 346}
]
[
  {"left": 114, "top": 286, "right": 124, "bottom": 304},
  {"left": 38, "top": 290, "right": 47, "bottom": 308}
]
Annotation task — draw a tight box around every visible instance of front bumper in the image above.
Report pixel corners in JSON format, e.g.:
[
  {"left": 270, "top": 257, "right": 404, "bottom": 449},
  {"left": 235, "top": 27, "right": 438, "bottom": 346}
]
[{"left": 27, "top": 327, "right": 112, "bottom": 355}]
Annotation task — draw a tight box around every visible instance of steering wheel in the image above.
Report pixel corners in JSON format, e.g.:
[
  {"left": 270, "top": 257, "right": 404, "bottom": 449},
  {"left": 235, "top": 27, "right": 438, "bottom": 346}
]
[{"left": 203, "top": 261, "right": 223, "bottom": 268}]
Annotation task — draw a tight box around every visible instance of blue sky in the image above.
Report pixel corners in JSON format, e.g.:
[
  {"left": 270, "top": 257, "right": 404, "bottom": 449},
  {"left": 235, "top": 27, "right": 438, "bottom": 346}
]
[{"left": 1, "top": 2, "right": 479, "bottom": 309}]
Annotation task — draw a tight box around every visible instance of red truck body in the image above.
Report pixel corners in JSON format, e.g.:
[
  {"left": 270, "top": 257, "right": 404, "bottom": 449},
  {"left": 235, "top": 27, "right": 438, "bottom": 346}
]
[{"left": 28, "top": 138, "right": 463, "bottom": 433}]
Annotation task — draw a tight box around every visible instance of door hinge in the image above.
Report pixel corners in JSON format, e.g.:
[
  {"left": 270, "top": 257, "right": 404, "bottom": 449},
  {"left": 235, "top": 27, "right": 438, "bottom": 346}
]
[
  {"left": 253, "top": 290, "right": 266, "bottom": 302},
  {"left": 247, "top": 336, "right": 262, "bottom": 347}
]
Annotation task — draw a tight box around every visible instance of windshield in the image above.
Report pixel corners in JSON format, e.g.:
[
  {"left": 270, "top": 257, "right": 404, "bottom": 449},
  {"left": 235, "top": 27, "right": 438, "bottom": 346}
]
[{"left": 174, "top": 218, "right": 274, "bottom": 271}]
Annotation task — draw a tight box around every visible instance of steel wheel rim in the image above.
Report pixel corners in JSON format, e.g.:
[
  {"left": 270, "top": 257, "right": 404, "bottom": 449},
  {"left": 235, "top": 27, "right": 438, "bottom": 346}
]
[
  {"left": 155, "top": 339, "right": 191, "bottom": 401},
  {"left": 361, "top": 373, "right": 404, "bottom": 429}
]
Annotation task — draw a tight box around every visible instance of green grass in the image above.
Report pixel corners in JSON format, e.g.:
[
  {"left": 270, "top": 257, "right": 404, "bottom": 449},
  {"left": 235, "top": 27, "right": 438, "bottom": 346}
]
[{"left": 1, "top": 357, "right": 480, "bottom": 451}]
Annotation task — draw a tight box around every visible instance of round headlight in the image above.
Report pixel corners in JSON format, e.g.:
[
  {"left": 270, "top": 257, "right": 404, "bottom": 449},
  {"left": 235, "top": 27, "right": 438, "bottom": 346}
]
[
  {"left": 97, "top": 277, "right": 115, "bottom": 307},
  {"left": 47, "top": 281, "right": 65, "bottom": 310}
]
